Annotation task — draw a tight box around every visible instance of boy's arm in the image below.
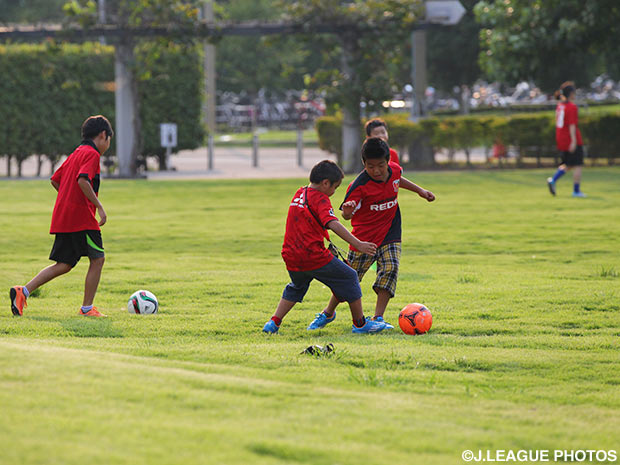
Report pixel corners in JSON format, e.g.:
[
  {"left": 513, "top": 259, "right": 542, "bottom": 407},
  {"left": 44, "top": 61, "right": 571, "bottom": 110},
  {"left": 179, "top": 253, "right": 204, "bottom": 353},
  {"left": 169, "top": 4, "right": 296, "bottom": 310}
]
[
  {"left": 569, "top": 124, "right": 577, "bottom": 153},
  {"left": 401, "top": 177, "right": 435, "bottom": 202},
  {"left": 341, "top": 201, "right": 356, "bottom": 220},
  {"left": 51, "top": 180, "right": 60, "bottom": 192},
  {"left": 326, "top": 220, "right": 376, "bottom": 255},
  {"left": 77, "top": 177, "right": 107, "bottom": 226}
]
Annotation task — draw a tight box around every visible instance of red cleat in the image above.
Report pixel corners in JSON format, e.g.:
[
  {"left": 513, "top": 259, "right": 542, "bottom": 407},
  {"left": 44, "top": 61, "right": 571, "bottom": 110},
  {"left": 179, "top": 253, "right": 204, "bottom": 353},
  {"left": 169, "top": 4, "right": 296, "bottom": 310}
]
[
  {"left": 79, "top": 307, "right": 107, "bottom": 317},
  {"left": 9, "top": 286, "right": 27, "bottom": 316}
]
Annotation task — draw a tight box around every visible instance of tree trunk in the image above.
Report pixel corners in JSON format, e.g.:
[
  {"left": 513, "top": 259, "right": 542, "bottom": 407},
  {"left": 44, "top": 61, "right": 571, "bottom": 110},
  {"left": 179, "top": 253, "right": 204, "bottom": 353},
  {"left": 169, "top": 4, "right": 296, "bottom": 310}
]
[
  {"left": 115, "top": 40, "right": 141, "bottom": 177},
  {"left": 17, "top": 158, "right": 23, "bottom": 177},
  {"left": 340, "top": 35, "right": 362, "bottom": 174},
  {"left": 6, "top": 155, "right": 11, "bottom": 177},
  {"left": 36, "top": 154, "right": 43, "bottom": 177},
  {"left": 465, "top": 148, "right": 471, "bottom": 166},
  {"left": 408, "top": 137, "right": 435, "bottom": 169}
]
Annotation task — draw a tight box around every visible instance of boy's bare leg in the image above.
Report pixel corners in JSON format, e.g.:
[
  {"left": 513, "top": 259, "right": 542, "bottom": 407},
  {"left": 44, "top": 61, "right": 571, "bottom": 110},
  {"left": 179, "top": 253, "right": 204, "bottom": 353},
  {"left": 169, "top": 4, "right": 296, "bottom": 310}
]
[
  {"left": 322, "top": 294, "right": 340, "bottom": 317},
  {"left": 374, "top": 289, "right": 391, "bottom": 319},
  {"left": 82, "top": 257, "right": 104, "bottom": 307},
  {"left": 274, "top": 298, "right": 296, "bottom": 320},
  {"left": 348, "top": 298, "right": 364, "bottom": 322},
  {"left": 572, "top": 166, "right": 582, "bottom": 184},
  {"left": 26, "top": 262, "right": 72, "bottom": 293}
]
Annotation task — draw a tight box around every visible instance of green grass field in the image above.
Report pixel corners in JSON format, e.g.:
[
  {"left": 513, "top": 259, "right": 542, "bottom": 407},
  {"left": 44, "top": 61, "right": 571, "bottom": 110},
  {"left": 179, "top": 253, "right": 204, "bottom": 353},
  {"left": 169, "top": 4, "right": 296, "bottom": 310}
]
[{"left": 1, "top": 168, "right": 619, "bottom": 465}]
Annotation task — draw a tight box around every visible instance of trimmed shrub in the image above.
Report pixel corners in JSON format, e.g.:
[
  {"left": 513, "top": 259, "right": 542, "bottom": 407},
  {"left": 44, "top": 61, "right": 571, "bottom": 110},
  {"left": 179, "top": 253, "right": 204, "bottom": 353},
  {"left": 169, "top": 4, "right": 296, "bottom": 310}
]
[{"left": 0, "top": 41, "right": 205, "bottom": 176}]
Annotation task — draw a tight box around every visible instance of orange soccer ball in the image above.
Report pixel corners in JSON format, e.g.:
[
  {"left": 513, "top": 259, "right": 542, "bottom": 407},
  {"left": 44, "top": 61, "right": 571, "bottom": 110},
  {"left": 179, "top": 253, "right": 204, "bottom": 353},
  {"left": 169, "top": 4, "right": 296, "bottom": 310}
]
[{"left": 398, "top": 303, "right": 433, "bottom": 335}]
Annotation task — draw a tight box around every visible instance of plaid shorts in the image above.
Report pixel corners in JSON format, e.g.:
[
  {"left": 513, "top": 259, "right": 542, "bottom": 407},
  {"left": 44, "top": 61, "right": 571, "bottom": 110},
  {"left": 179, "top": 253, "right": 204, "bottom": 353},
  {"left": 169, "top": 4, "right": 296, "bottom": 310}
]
[{"left": 347, "top": 242, "right": 401, "bottom": 297}]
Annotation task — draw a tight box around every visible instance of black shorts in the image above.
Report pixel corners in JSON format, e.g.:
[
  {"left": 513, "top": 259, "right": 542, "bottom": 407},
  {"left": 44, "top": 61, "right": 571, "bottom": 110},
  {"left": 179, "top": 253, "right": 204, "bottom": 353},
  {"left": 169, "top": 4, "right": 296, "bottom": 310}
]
[
  {"left": 561, "top": 146, "right": 584, "bottom": 167},
  {"left": 49, "top": 230, "right": 105, "bottom": 268}
]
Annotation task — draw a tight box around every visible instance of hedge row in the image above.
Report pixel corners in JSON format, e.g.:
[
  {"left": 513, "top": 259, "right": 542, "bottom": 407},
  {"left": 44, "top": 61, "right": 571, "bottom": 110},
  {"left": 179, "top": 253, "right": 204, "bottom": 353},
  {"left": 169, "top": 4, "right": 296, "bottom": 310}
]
[
  {"left": 316, "top": 109, "right": 620, "bottom": 167},
  {"left": 0, "top": 41, "right": 204, "bottom": 176}
]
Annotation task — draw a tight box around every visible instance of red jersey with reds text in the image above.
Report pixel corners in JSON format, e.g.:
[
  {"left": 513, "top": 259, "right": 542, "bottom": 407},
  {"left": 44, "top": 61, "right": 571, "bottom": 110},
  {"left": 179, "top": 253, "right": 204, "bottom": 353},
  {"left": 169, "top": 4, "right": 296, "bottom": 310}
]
[
  {"left": 341, "top": 162, "right": 402, "bottom": 251},
  {"left": 389, "top": 148, "right": 400, "bottom": 165},
  {"left": 556, "top": 101, "right": 583, "bottom": 151},
  {"left": 281, "top": 186, "right": 339, "bottom": 272},
  {"left": 50, "top": 140, "right": 101, "bottom": 233}
]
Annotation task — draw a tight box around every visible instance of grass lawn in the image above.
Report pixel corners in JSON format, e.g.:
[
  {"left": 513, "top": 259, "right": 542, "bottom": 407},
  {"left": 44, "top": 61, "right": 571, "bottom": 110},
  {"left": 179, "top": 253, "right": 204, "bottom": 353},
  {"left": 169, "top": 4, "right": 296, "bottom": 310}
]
[
  {"left": 0, "top": 168, "right": 619, "bottom": 465},
  {"left": 216, "top": 128, "right": 319, "bottom": 148}
]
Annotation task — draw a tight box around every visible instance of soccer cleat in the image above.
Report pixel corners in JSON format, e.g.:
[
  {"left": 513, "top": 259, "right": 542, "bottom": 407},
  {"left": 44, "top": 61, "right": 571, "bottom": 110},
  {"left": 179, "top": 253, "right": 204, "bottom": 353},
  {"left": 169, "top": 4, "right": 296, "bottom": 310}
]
[
  {"left": 262, "top": 320, "right": 280, "bottom": 334},
  {"left": 572, "top": 191, "right": 587, "bottom": 198},
  {"left": 307, "top": 311, "right": 336, "bottom": 330},
  {"left": 9, "top": 286, "right": 28, "bottom": 316},
  {"left": 547, "top": 178, "right": 556, "bottom": 196},
  {"left": 372, "top": 316, "right": 394, "bottom": 329},
  {"left": 352, "top": 317, "right": 387, "bottom": 334},
  {"left": 79, "top": 307, "right": 106, "bottom": 317}
]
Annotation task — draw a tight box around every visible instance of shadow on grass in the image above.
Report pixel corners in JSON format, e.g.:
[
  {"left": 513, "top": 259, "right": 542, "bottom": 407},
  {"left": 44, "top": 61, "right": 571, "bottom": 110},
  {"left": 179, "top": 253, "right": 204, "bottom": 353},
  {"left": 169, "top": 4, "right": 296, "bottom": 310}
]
[
  {"left": 60, "top": 318, "right": 124, "bottom": 338},
  {"left": 248, "top": 442, "right": 333, "bottom": 465}
]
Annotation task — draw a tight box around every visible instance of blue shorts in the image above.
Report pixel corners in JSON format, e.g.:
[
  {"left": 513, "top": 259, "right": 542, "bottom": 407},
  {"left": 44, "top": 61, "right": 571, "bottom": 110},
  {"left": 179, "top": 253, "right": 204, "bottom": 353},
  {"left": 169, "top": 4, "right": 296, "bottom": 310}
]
[{"left": 283, "top": 257, "right": 362, "bottom": 303}]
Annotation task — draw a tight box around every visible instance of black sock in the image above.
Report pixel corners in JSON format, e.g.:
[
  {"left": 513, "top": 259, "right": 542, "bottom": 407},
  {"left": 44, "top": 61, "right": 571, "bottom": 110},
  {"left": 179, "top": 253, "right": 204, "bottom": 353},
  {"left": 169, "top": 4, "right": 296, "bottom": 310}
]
[{"left": 353, "top": 317, "right": 366, "bottom": 328}]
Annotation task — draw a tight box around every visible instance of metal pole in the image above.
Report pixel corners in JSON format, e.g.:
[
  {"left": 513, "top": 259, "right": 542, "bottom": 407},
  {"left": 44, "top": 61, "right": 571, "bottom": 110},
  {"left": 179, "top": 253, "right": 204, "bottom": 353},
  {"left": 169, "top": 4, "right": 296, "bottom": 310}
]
[
  {"left": 165, "top": 146, "right": 172, "bottom": 170},
  {"left": 202, "top": 2, "right": 216, "bottom": 134},
  {"left": 98, "top": 0, "right": 106, "bottom": 44},
  {"left": 296, "top": 128, "right": 303, "bottom": 167},
  {"left": 410, "top": 31, "right": 417, "bottom": 122},
  {"left": 208, "top": 134, "right": 214, "bottom": 170},
  {"left": 252, "top": 133, "right": 259, "bottom": 167}
]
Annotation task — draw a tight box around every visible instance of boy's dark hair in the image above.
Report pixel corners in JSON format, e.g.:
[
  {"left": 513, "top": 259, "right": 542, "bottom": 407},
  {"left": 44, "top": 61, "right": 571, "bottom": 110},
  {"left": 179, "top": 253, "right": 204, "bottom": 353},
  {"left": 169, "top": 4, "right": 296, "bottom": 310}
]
[
  {"left": 362, "top": 137, "right": 390, "bottom": 162},
  {"left": 365, "top": 118, "right": 388, "bottom": 137},
  {"left": 554, "top": 81, "right": 576, "bottom": 101},
  {"left": 81, "top": 115, "right": 114, "bottom": 140},
  {"left": 309, "top": 160, "right": 344, "bottom": 184}
]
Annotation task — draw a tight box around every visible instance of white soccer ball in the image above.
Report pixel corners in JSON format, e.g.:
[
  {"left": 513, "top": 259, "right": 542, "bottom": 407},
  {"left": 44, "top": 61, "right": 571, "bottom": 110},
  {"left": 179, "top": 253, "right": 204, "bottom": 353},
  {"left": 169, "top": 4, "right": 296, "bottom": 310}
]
[{"left": 127, "top": 290, "right": 158, "bottom": 315}]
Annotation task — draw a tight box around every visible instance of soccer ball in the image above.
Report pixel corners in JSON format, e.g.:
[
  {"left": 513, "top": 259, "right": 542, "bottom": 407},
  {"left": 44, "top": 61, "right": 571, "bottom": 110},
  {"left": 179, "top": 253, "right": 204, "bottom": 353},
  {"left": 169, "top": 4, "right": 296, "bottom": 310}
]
[
  {"left": 127, "top": 290, "right": 158, "bottom": 315},
  {"left": 398, "top": 303, "right": 432, "bottom": 335}
]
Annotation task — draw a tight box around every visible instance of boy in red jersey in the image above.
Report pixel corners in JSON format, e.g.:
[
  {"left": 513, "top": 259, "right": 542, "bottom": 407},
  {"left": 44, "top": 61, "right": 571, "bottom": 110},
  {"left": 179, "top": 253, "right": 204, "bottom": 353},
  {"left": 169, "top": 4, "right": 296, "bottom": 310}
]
[
  {"left": 311, "top": 138, "right": 435, "bottom": 330},
  {"left": 365, "top": 118, "right": 400, "bottom": 165},
  {"left": 263, "top": 160, "right": 388, "bottom": 334},
  {"left": 9, "top": 115, "right": 113, "bottom": 317},
  {"left": 547, "top": 82, "right": 586, "bottom": 197}
]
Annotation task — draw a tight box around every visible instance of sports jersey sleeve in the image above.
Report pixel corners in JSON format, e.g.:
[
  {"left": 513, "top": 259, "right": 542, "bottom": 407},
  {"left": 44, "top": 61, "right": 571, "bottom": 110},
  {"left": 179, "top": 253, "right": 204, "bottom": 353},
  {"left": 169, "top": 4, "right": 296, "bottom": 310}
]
[
  {"left": 315, "top": 197, "right": 339, "bottom": 228},
  {"left": 50, "top": 162, "right": 64, "bottom": 184},
  {"left": 77, "top": 151, "right": 100, "bottom": 182},
  {"left": 340, "top": 181, "right": 364, "bottom": 210}
]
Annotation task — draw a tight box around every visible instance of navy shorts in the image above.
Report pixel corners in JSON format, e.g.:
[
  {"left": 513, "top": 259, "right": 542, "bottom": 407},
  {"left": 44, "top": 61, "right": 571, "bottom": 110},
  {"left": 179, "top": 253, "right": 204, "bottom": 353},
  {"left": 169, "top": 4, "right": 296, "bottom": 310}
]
[{"left": 283, "top": 257, "right": 362, "bottom": 303}]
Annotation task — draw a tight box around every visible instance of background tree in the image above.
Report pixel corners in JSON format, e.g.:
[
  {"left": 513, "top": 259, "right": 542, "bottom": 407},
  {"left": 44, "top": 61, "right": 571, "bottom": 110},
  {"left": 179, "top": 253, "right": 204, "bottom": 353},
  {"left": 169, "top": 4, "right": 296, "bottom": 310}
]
[
  {"left": 0, "top": 0, "right": 66, "bottom": 23},
  {"left": 475, "top": 0, "right": 620, "bottom": 92},
  {"left": 280, "top": 0, "right": 423, "bottom": 173}
]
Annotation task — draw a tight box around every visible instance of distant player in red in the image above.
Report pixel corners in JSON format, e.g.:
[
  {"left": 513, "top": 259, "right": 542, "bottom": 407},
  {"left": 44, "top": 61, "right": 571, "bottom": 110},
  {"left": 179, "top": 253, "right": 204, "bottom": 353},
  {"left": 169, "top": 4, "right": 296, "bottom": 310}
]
[
  {"left": 547, "top": 82, "right": 586, "bottom": 197},
  {"left": 317, "top": 138, "right": 435, "bottom": 329},
  {"left": 9, "top": 115, "right": 113, "bottom": 318},
  {"left": 365, "top": 118, "right": 400, "bottom": 165},
  {"left": 263, "top": 160, "right": 389, "bottom": 334}
]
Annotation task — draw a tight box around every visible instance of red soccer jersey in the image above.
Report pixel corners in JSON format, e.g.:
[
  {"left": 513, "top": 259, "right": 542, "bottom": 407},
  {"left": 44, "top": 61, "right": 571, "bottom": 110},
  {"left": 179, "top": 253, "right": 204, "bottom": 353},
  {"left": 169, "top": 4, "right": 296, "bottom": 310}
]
[
  {"left": 50, "top": 141, "right": 101, "bottom": 233},
  {"left": 389, "top": 148, "right": 400, "bottom": 165},
  {"left": 281, "top": 186, "right": 339, "bottom": 272},
  {"left": 341, "top": 162, "right": 402, "bottom": 251},
  {"left": 556, "top": 101, "right": 583, "bottom": 151}
]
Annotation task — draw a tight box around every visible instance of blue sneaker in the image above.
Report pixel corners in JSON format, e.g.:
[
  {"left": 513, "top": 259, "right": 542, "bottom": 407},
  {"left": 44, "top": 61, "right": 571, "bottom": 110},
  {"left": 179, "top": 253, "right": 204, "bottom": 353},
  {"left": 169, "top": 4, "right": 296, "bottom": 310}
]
[
  {"left": 547, "top": 177, "right": 556, "bottom": 196},
  {"left": 372, "top": 316, "right": 394, "bottom": 330},
  {"left": 262, "top": 320, "right": 280, "bottom": 334},
  {"left": 352, "top": 317, "right": 387, "bottom": 334},
  {"left": 572, "top": 191, "right": 587, "bottom": 198},
  {"left": 307, "top": 311, "right": 336, "bottom": 330}
]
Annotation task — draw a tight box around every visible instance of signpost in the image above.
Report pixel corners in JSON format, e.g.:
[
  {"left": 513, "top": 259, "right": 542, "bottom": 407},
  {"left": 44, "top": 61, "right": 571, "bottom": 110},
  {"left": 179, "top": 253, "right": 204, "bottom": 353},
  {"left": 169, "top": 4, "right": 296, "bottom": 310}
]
[
  {"left": 410, "top": 0, "right": 466, "bottom": 122},
  {"left": 160, "top": 123, "right": 178, "bottom": 171}
]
